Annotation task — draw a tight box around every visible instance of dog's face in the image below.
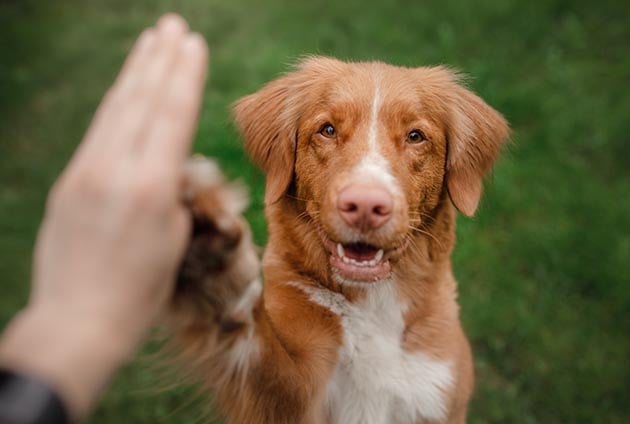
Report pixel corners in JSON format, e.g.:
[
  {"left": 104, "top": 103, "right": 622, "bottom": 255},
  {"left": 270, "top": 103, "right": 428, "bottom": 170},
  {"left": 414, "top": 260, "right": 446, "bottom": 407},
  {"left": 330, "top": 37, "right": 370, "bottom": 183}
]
[{"left": 234, "top": 57, "right": 508, "bottom": 284}]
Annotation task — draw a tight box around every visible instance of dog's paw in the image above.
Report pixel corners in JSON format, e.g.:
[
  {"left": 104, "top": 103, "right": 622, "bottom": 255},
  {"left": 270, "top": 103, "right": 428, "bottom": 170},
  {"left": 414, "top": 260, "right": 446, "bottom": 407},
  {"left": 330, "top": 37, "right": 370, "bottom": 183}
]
[
  {"left": 174, "top": 156, "right": 260, "bottom": 326},
  {"left": 179, "top": 156, "right": 249, "bottom": 276}
]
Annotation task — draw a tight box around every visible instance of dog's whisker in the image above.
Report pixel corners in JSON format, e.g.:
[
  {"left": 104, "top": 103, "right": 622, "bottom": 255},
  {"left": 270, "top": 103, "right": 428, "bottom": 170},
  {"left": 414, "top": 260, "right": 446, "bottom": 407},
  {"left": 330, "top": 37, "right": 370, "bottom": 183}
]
[
  {"left": 407, "top": 224, "right": 444, "bottom": 249},
  {"left": 408, "top": 211, "right": 437, "bottom": 224},
  {"left": 295, "top": 210, "right": 310, "bottom": 221},
  {"left": 407, "top": 238, "right": 422, "bottom": 254},
  {"left": 285, "top": 193, "right": 319, "bottom": 204},
  {"left": 295, "top": 209, "right": 321, "bottom": 225}
]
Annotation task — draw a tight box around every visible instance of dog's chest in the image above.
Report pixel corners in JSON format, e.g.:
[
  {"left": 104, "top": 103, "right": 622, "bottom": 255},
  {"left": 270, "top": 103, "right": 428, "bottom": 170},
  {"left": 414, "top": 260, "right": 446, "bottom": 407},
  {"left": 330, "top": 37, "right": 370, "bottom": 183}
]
[{"left": 294, "top": 282, "right": 453, "bottom": 424}]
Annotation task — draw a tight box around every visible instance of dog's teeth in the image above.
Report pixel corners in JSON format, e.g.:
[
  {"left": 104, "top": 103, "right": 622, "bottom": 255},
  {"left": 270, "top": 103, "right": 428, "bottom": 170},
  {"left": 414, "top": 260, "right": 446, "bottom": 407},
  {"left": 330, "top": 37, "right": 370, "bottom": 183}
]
[
  {"left": 339, "top": 250, "right": 383, "bottom": 267},
  {"left": 375, "top": 249, "right": 384, "bottom": 262}
]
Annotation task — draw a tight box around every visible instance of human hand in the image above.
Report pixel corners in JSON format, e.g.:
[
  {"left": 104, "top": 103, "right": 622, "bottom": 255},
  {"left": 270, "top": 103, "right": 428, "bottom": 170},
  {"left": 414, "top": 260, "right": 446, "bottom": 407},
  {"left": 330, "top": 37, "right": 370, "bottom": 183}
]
[
  {"left": 32, "top": 12, "right": 208, "bottom": 353},
  {"left": 0, "top": 13, "right": 208, "bottom": 419}
]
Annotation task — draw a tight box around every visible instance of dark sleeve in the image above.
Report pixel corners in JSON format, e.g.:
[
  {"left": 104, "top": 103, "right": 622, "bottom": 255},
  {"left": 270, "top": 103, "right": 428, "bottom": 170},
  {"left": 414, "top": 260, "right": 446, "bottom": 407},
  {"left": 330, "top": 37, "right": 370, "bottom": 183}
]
[{"left": 0, "top": 369, "right": 69, "bottom": 424}]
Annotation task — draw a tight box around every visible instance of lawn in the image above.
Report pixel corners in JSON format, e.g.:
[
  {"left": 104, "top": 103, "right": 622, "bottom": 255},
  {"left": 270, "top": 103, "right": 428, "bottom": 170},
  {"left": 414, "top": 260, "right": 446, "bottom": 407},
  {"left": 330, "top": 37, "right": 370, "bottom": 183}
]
[{"left": 1, "top": 0, "right": 629, "bottom": 422}]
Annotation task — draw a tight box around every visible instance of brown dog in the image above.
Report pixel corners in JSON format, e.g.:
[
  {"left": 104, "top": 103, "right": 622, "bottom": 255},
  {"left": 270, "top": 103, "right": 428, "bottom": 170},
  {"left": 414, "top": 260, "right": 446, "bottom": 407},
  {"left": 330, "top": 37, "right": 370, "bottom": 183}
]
[{"left": 168, "top": 56, "right": 509, "bottom": 424}]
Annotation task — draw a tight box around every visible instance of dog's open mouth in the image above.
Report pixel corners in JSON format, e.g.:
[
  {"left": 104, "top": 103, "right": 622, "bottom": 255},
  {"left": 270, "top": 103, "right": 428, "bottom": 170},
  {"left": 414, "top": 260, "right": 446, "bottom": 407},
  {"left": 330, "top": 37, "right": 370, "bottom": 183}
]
[
  {"left": 335, "top": 242, "right": 384, "bottom": 267},
  {"left": 318, "top": 229, "right": 408, "bottom": 283},
  {"left": 331, "top": 241, "right": 390, "bottom": 282}
]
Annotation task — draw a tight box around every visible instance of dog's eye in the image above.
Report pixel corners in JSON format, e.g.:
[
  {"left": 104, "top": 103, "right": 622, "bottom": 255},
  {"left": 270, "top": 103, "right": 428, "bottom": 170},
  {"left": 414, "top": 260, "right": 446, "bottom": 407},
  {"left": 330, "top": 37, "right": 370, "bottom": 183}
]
[
  {"left": 407, "top": 129, "right": 426, "bottom": 144},
  {"left": 320, "top": 124, "right": 336, "bottom": 138}
]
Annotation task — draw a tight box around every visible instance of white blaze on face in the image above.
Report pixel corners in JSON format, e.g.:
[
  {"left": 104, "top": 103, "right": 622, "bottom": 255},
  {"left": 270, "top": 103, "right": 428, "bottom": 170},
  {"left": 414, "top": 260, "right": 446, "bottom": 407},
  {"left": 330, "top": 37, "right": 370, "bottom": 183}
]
[
  {"left": 350, "top": 74, "right": 401, "bottom": 196},
  {"left": 367, "top": 75, "right": 381, "bottom": 152}
]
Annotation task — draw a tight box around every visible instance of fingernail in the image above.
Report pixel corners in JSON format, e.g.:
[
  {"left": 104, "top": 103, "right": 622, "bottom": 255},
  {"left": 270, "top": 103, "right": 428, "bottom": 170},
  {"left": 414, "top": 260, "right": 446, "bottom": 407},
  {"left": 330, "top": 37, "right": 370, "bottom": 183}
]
[{"left": 157, "top": 13, "right": 189, "bottom": 34}]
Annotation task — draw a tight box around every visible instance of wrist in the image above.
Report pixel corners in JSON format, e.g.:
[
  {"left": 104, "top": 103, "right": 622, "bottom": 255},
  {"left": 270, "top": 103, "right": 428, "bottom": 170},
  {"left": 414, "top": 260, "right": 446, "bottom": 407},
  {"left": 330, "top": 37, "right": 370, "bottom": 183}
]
[{"left": 0, "top": 305, "right": 137, "bottom": 419}]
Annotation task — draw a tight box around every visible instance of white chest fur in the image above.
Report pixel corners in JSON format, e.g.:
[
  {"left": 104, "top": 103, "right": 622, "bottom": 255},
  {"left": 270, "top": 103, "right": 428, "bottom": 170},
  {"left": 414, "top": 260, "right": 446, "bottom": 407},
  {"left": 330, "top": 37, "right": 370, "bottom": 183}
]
[{"left": 291, "top": 281, "right": 453, "bottom": 424}]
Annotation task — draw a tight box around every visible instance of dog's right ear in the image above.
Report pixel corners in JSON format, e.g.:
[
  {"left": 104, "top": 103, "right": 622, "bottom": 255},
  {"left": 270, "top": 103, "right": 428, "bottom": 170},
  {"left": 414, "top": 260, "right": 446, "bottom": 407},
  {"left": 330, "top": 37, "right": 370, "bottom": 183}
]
[{"left": 232, "top": 76, "right": 299, "bottom": 206}]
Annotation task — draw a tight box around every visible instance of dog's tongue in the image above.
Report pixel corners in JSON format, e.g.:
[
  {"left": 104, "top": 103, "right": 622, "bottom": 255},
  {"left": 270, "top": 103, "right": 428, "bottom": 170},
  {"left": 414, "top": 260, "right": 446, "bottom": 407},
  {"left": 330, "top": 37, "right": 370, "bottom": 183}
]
[{"left": 344, "top": 242, "right": 379, "bottom": 261}]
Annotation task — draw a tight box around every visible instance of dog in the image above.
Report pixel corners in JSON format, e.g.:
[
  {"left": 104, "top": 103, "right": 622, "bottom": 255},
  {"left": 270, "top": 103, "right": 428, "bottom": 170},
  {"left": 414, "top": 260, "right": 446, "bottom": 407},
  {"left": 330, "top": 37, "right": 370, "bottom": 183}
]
[{"left": 168, "top": 56, "right": 509, "bottom": 424}]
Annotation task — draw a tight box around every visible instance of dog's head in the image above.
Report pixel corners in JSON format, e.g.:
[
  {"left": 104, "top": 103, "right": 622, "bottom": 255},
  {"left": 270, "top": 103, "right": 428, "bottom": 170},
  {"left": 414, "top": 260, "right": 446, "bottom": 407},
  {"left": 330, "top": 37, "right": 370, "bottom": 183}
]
[{"left": 234, "top": 56, "right": 508, "bottom": 284}]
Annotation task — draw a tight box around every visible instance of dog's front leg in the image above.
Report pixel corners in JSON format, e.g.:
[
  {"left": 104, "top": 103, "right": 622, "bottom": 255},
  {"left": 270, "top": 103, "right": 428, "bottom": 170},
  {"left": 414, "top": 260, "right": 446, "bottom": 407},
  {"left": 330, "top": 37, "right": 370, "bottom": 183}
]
[
  {"left": 167, "top": 156, "right": 262, "bottom": 382},
  {"left": 165, "top": 158, "right": 337, "bottom": 423}
]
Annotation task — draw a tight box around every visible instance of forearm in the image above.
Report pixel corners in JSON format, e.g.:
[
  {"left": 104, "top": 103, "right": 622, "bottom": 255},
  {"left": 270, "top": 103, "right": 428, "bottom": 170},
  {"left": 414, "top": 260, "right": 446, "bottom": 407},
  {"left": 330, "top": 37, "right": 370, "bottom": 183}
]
[{"left": 0, "top": 306, "right": 134, "bottom": 420}]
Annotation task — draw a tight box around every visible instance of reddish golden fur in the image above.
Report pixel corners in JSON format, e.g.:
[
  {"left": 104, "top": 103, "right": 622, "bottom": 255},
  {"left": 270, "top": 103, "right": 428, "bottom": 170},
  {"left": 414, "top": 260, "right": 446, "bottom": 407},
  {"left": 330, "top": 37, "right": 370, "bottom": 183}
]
[{"left": 168, "top": 57, "right": 509, "bottom": 423}]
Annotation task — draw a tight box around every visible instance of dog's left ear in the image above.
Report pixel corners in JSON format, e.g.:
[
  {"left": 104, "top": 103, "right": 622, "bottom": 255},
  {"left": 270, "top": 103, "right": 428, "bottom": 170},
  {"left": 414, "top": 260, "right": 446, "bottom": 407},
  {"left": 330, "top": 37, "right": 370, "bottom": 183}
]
[{"left": 442, "top": 74, "right": 510, "bottom": 217}]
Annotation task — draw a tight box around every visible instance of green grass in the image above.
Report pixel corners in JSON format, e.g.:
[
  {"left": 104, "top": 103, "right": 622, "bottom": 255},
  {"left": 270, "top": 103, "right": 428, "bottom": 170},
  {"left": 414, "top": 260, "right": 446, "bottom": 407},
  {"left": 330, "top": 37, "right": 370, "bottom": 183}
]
[{"left": 1, "top": 0, "right": 629, "bottom": 422}]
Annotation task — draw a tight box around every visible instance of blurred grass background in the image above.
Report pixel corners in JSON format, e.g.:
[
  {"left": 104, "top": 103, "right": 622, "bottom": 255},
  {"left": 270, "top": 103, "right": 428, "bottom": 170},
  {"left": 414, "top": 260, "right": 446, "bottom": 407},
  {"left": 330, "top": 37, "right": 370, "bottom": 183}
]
[{"left": 1, "top": 0, "right": 629, "bottom": 422}]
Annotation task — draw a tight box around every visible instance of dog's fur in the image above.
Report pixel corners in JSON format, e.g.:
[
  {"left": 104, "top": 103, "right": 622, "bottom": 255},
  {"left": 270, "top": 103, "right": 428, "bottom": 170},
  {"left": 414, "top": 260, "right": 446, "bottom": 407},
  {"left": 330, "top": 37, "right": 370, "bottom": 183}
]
[{"left": 168, "top": 57, "right": 509, "bottom": 424}]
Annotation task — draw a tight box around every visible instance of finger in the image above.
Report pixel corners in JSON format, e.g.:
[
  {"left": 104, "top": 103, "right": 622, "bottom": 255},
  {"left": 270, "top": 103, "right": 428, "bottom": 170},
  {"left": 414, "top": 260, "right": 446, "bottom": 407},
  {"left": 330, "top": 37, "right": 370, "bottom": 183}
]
[
  {"left": 140, "top": 32, "right": 209, "bottom": 180},
  {"left": 132, "top": 14, "right": 190, "bottom": 109},
  {"left": 76, "top": 14, "right": 190, "bottom": 165},
  {"left": 113, "top": 13, "right": 189, "bottom": 94},
  {"left": 68, "top": 28, "right": 158, "bottom": 169},
  {"left": 111, "top": 28, "right": 160, "bottom": 99},
  {"left": 105, "top": 14, "right": 190, "bottom": 155}
]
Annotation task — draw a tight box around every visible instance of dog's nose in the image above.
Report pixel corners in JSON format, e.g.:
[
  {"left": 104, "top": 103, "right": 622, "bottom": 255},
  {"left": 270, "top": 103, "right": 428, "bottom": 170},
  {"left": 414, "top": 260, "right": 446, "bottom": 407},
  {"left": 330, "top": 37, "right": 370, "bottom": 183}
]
[{"left": 337, "top": 184, "right": 393, "bottom": 231}]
